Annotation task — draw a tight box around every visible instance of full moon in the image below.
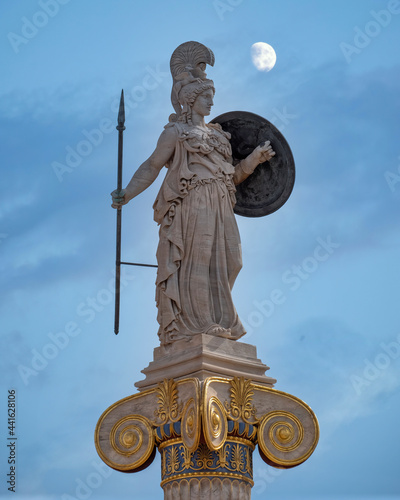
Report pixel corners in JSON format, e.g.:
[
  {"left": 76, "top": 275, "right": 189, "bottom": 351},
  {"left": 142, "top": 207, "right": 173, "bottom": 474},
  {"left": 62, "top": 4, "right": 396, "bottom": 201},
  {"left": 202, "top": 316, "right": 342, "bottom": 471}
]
[{"left": 251, "top": 42, "right": 277, "bottom": 72}]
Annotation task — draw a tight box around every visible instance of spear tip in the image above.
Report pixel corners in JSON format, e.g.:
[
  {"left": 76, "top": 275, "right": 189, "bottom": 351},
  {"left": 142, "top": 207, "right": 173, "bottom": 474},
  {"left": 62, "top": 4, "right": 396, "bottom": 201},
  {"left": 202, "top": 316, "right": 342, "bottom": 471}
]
[{"left": 117, "top": 89, "right": 125, "bottom": 129}]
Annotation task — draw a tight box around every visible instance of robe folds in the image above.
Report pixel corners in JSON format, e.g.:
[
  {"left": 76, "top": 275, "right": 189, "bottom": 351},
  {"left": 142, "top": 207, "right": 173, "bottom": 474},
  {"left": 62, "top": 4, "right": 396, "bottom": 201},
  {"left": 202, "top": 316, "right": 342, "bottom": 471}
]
[{"left": 153, "top": 121, "right": 246, "bottom": 345}]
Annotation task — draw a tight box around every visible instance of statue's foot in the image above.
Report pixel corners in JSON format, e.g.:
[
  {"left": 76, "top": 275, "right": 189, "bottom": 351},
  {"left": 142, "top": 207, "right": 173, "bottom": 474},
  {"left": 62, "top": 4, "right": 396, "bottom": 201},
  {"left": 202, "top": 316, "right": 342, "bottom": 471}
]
[{"left": 206, "top": 325, "right": 232, "bottom": 339}]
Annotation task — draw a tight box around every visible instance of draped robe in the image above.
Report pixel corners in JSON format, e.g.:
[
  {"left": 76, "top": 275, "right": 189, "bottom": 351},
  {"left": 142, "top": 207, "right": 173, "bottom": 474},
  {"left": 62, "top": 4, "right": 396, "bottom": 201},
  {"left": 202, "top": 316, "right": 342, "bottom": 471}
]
[{"left": 153, "top": 121, "right": 246, "bottom": 345}]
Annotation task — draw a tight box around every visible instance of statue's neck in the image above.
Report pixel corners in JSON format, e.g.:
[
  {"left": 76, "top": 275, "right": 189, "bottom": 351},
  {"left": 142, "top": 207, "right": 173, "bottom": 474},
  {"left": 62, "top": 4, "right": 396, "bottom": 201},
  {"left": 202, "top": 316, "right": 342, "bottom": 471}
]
[{"left": 191, "top": 110, "right": 206, "bottom": 128}]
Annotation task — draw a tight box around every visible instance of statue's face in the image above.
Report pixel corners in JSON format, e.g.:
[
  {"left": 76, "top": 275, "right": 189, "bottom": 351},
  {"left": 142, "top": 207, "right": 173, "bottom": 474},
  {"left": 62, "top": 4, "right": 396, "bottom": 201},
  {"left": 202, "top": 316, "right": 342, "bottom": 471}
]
[{"left": 192, "top": 89, "right": 214, "bottom": 117}]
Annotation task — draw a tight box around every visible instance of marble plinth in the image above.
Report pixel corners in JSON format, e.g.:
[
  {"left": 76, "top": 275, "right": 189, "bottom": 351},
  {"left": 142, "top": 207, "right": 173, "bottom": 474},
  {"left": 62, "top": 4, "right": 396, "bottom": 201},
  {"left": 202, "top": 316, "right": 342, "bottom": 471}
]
[{"left": 135, "top": 334, "right": 276, "bottom": 391}]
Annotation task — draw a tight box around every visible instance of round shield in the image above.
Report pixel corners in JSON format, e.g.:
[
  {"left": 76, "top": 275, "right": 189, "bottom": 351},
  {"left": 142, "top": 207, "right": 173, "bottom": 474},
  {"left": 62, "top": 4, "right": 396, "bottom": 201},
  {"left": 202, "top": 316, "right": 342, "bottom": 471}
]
[{"left": 211, "top": 111, "right": 295, "bottom": 217}]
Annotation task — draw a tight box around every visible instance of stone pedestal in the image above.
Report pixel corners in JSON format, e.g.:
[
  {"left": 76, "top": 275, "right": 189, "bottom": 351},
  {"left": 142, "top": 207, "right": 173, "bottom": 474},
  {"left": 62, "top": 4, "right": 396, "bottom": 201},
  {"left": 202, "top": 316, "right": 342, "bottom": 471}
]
[{"left": 135, "top": 334, "right": 276, "bottom": 391}]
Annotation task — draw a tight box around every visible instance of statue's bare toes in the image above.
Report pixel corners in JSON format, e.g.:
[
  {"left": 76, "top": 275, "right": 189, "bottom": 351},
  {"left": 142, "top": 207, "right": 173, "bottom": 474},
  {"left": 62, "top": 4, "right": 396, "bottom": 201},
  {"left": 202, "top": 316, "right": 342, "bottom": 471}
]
[{"left": 207, "top": 326, "right": 231, "bottom": 338}]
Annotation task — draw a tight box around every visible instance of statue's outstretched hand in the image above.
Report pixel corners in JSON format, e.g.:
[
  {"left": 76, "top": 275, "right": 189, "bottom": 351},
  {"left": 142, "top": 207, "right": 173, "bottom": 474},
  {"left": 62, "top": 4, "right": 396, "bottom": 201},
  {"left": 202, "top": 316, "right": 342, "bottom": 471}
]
[
  {"left": 234, "top": 140, "right": 276, "bottom": 184},
  {"left": 253, "top": 141, "right": 276, "bottom": 164},
  {"left": 111, "top": 189, "right": 128, "bottom": 209}
]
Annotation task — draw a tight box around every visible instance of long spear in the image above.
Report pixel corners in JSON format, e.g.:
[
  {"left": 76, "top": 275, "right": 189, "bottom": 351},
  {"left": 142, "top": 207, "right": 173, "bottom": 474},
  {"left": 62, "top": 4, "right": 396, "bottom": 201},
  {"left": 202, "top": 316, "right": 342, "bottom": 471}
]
[{"left": 114, "top": 89, "right": 125, "bottom": 335}]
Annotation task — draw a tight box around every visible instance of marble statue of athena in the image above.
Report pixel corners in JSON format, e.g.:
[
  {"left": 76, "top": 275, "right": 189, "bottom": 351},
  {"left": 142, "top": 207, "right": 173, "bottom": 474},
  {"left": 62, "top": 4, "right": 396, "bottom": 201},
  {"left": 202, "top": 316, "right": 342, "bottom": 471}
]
[{"left": 111, "top": 41, "right": 275, "bottom": 345}]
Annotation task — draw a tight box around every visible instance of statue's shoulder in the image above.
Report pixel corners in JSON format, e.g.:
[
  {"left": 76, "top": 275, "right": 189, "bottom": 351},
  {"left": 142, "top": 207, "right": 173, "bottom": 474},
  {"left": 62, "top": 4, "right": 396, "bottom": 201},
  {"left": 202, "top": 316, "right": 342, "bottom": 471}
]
[
  {"left": 163, "top": 120, "right": 187, "bottom": 136},
  {"left": 163, "top": 121, "right": 180, "bottom": 132},
  {"left": 163, "top": 121, "right": 196, "bottom": 144},
  {"left": 157, "top": 122, "right": 182, "bottom": 145}
]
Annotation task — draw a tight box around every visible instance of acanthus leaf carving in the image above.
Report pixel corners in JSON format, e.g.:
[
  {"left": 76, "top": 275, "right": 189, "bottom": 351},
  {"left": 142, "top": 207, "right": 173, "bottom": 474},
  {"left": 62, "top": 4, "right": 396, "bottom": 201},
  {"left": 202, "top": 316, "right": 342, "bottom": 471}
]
[
  {"left": 154, "top": 378, "right": 182, "bottom": 425},
  {"left": 224, "top": 377, "right": 258, "bottom": 424}
]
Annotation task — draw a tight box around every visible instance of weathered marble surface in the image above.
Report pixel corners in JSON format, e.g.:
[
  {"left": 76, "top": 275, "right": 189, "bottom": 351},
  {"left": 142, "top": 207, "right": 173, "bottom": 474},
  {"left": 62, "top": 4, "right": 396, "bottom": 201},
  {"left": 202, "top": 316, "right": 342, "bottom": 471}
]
[
  {"left": 163, "top": 478, "right": 251, "bottom": 500},
  {"left": 135, "top": 334, "right": 276, "bottom": 391}
]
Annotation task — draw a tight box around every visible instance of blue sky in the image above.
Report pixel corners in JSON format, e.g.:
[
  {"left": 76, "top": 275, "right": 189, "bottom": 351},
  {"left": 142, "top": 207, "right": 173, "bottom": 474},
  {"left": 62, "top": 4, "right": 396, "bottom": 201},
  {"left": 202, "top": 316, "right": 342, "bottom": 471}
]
[{"left": 1, "top": 0, "right": 400, "bottom": 498}]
